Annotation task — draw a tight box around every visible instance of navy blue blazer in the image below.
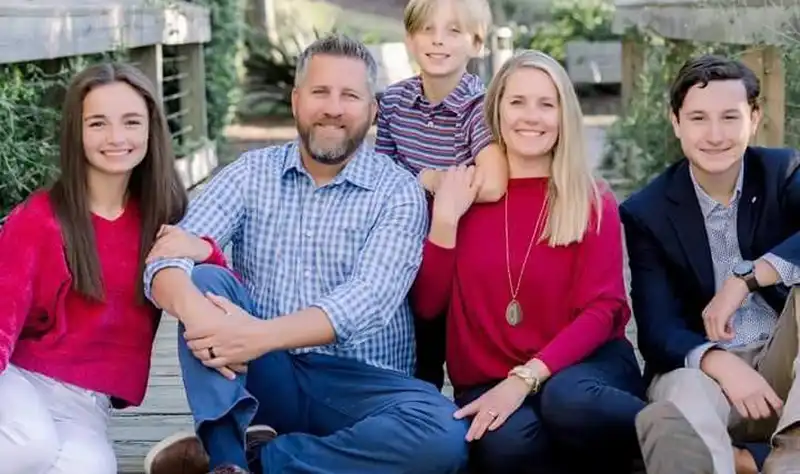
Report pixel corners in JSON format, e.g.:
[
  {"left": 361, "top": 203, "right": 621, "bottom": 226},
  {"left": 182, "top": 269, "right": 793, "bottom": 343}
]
[{"left": 620, "top": 146, "right": 800, "bottom": 379}]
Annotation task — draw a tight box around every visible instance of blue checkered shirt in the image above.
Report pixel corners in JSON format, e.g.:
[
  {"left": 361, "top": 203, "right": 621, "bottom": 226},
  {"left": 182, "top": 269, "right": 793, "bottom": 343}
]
[
  {"left": 144, "top": 141, "right": 428, "bottom": 374},
  {"left": 685, "top": 164, "right": 800, "bottom": 368}
]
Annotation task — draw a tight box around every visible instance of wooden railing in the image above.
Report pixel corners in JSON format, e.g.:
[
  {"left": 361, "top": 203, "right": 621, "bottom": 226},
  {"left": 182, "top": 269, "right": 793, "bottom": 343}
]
[
  {"left": 0, "top": 0, "right": 217, "bottom": 188},
  {"left": 613, "top": 0, "right": 800, "bottom": 147}
]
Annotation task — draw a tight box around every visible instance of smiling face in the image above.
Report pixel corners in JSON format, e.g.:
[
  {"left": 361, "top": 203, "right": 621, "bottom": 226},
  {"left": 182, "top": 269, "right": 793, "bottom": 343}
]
[
  {"left": 671, "top": 79, "right": 760, "bottom": 177},
  {"left": 82, "top": 81, "right": 149, "bottom": 178},
  {"left": 292, "top": 53, "right": 375, "bottom": 165},
  {"left": 499, "top": 67, "right": 561, "bottom": 161},
  {"left": 404, "top": 0, "right": 481, "bottom": 79}
]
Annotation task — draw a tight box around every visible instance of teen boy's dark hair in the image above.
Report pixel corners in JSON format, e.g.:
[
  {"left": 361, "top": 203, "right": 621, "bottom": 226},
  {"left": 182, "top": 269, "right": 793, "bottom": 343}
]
[{"left": 669, "top": 54, "right": 760, "bottom": 118}]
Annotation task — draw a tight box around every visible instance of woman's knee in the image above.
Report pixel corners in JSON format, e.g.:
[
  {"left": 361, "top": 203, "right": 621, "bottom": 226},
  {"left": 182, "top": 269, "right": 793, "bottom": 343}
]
[{"left": 470, "top": 409, "right": 550, "bottom": 472}]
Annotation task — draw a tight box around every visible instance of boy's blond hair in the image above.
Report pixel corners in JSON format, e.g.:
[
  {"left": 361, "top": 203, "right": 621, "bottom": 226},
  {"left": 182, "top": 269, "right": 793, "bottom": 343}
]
[{"left": 404, "top": 0, "right": 492, "bottom": 47}]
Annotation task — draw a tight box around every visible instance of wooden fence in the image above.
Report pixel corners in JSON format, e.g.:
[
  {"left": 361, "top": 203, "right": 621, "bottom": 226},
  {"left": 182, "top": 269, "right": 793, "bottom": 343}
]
[
  {"left": 613, "top": 0, "right": 800, "bottom": 147},
  {"left": 0, "top": 0, "right": 217, "bottom": 188}
]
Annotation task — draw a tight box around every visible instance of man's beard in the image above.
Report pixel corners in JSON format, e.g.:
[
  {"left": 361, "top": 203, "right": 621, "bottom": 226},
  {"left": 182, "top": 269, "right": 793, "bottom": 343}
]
[{"left": 297, "top": 119, "right": 370, "bottom": 165}]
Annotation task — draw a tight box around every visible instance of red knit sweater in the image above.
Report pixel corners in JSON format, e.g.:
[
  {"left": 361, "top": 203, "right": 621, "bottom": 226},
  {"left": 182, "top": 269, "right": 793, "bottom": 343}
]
[
  {"left": 411, "top": 178, "right": 630, "bottom": 390},
  {"left": 0, "top": 191, "right": 227, "bottom": 407}
]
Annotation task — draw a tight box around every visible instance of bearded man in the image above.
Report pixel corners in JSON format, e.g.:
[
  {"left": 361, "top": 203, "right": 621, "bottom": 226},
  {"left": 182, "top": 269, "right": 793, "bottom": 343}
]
[{"left": 140, "top": 34, "right": 468, "bottom": 474}]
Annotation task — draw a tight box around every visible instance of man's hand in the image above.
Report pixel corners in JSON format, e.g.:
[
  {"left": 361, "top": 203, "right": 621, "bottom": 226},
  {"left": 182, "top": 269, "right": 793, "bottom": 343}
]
[
  {"left": 701, "top": 350, "right": 783, "bottom": 420},
  {"left": 147, "top": 225, "right": 213, "bottom": 263},
  {"left": 184, "top": 293, "right": 267, "bottom": 370},
  {"left": 702, "top": 277, "right": 750, "bottom": 341}
]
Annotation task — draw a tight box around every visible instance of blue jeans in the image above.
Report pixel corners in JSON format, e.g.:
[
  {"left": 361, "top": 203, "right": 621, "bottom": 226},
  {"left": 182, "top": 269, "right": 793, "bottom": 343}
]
[
  {"left": 178, "top": 265, "right": 468, "bottom": 474},
  {"left": 455, "top": 339, "right": 646, "bottom": 473}
]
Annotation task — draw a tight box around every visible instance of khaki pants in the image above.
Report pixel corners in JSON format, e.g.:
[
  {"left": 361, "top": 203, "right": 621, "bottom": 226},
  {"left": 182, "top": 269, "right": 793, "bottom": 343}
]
[{"left": 643, "top": 288, "right": 800, "bottom": 474}]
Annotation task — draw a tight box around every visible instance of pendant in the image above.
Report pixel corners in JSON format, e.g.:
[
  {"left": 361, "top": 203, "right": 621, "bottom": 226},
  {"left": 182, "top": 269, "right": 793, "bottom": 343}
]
[{"left": 506, "top": 299, "right": 523, "bottom": 326}]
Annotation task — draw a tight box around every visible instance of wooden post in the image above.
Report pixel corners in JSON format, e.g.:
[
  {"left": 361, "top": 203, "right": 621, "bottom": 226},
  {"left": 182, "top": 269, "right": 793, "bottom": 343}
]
[
  {"left": 621, "top": 35, "right": 644, "bottom": 108},
  {"left": 130, "top": 44, "right": 164, "bottom": 101},
  {"left": 741, "top": 45, "right": 785, "bottom": 147},
  {"left": 178, "top": 43, "right": 209, "bottom": 145}
]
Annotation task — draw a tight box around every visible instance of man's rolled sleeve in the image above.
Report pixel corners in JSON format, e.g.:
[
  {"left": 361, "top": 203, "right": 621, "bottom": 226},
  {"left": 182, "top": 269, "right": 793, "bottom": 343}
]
[
  {"left": 312, "top": 179, "right": 428, "bottom": 346},
  {"left": 143, "top": 257, "right": 194, "bottom": 305}
]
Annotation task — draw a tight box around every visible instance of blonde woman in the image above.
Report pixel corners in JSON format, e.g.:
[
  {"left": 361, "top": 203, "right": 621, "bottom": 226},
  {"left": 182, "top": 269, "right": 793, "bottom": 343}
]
[{"left": 411, "top": 50, "right": 646, "bottom": 473}]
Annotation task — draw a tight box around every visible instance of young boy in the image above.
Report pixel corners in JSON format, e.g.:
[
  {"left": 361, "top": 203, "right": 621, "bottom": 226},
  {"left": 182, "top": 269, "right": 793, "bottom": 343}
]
[{"left": 376, "top": 0, "right": 508, "bottom": 389}]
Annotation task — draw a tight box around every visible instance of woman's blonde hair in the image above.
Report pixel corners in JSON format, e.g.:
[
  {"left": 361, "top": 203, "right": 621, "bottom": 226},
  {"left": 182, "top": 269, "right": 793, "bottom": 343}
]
[{"left": 484, "top": 50, "right": 603, "bottom": 247}]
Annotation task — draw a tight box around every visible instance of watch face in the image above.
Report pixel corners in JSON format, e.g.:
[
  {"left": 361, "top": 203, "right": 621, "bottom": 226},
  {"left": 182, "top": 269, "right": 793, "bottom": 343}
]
[{"left": 733, "top": 261, "right": 754, "bottom": 277}]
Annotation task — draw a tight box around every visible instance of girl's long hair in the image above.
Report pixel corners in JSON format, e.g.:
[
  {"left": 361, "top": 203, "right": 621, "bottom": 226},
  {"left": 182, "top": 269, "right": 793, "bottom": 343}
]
[{"left": 50, "top": 63, "right": 188, "bottom": 301}]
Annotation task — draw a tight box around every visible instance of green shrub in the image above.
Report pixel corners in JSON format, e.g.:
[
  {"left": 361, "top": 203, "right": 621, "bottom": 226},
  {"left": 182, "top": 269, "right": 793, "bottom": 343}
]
[{"left": 522, "top": 0, "right": 616, "bottom": 62}]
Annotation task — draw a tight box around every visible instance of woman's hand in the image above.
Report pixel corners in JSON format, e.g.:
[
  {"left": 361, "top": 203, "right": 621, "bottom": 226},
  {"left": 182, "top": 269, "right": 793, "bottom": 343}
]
[
  {"left": 147, "top": 225, "right": 212, "bottom": 263},
  {"left": 453, "top": 376, "right": 531, "bottom": 441},
  {"left": 431, "top": 165, "right": 481, "bottom": 226}
]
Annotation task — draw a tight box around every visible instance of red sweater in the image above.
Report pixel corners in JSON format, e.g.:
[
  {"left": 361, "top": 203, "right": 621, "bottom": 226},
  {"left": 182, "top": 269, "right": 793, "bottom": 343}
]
[
  {"left": 0, "top": 191, "right": 227, "bottom": 407},
  {"left": 412, "top": 178, "right": 630, "bottom": 390}
]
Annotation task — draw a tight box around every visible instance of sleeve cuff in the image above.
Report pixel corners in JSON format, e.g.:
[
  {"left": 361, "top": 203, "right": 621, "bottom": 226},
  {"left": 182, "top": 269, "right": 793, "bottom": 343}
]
[
  {"left": 761, "top": 253, "right": 800, "bottom": 286},
  {"left": 685, "top": 341, "right": 718, "bottom": 369},
  {"left": 143, "top": 257, "right": 194, "bottom": 304},
  {"left": 312, "top": 297, "right": 353, "bottom": 344}
]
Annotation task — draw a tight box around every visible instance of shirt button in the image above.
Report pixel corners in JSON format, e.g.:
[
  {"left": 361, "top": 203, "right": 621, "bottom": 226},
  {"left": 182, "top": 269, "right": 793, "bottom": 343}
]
[
  {"left": 305, "top": 230, "right": 312, "bottom": 238},
  {"left": 304, "top": 269, "right": 311, "bottom": 278},
  {"left": 426, "top": 121, "right": 433, "bottom": 128}
]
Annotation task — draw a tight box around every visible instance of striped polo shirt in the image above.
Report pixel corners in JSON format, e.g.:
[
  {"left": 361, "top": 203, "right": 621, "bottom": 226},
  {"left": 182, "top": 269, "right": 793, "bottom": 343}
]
[{"left": 375, "top": 73, "right": 493, "bottom": 175}]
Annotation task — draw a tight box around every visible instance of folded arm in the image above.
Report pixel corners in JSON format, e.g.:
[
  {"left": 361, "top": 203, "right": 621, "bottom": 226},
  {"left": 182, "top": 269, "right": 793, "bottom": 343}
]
[
  {"left": 761, "top": 156, "right": 800, "bottom": 284},
  {"left": 535, "top": 191, "right": 629, "bottom": 375},
  {"left": 620, "top": 204, "right": 708, "bottom": 373}
]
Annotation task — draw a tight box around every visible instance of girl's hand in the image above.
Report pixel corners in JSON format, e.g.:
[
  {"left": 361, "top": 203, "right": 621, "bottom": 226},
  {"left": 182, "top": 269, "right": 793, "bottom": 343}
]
[{"left": 147, "top": 225, "right": 212, "bottom": 263}]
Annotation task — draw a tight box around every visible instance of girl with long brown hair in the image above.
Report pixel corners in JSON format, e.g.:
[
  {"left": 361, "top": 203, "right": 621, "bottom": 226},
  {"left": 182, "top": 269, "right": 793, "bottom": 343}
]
[{"left": 0, "top": 63, "right": 226, "bottom": 473}]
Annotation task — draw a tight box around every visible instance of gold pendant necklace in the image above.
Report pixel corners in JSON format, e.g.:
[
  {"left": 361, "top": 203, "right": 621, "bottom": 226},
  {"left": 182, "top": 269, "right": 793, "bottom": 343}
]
[{"left": 504, "top": 188, "right": 548, "bottom": 327}]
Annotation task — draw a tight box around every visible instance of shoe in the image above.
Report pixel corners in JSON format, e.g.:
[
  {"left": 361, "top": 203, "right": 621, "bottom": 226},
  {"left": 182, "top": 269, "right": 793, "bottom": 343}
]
[
  {"left": 245, "top": 425, "right": 278, "bottom": 472},
  {"left": 209, "top": 465, "right": 249, "bottom": 473},
  {"left": 144, "top": 431, "right": 209, "bottom": 474},
  {"left": 636, "top": 401, "right": 714, "bottom": 474},
  {"left": 763, "top": 426, "right": 800, "bottom": 474}
]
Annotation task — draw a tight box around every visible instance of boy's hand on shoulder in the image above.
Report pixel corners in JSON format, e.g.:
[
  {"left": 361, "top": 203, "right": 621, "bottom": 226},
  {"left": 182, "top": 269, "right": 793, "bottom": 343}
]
[{"left": 419, "top": 169, "right": 443, "bottom": 194}]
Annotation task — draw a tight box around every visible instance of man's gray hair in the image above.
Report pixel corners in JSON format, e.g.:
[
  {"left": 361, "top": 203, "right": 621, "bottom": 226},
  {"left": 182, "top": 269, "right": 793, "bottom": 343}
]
[{"left": 294, "top": 34, "right": 378, "bottom": 96}]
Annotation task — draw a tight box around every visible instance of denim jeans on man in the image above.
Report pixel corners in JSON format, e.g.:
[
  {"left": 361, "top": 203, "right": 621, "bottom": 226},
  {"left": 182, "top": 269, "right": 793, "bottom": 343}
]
[{"left": 180, "top": 265, "right": 468, "bottom": 474}]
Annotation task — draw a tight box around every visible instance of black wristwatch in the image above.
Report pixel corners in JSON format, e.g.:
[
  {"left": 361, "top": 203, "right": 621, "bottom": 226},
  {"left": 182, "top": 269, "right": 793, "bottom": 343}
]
[{"left": 733, "top": 260, "right": 759, "bottom": 292}]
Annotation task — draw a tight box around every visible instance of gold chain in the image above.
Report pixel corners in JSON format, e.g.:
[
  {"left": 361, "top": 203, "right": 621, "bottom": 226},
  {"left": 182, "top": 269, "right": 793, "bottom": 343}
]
[{"left": 504, "top": 187, "right": 549, "bottom": 301}]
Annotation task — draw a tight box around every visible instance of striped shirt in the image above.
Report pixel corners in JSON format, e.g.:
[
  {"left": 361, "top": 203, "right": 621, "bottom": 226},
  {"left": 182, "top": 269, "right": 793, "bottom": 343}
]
[
  {"left": 144, "top": 141, "right": 429, "bottom": 374},
  {"left": 376, "top": 73, "right": 493, "bottom": 175},
  {"left": 685, "top": 164, "right": 800, "bottom": 368}
]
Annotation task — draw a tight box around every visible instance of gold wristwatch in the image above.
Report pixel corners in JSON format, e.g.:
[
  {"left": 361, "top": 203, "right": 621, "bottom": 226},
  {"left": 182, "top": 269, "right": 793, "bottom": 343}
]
[{"left": 508, "top": 365, "right": 541, "bottom": 394}]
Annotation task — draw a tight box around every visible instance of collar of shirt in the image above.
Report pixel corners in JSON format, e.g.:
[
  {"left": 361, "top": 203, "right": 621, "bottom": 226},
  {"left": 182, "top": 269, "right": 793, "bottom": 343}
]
[
  {"left": 690, "top": 160, "right": 745, "bottom": 217},
  {"left": 281, "top": 139, "right": 378, "bottom": 191},
  {"left": 405, "top": 73, "right": 483, "bottom": 114}
]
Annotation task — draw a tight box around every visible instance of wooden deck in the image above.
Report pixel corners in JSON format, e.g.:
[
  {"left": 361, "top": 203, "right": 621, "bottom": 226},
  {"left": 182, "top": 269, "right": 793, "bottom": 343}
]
[{"left": 110, "top": 317, "right": 193, "bottom": 473}]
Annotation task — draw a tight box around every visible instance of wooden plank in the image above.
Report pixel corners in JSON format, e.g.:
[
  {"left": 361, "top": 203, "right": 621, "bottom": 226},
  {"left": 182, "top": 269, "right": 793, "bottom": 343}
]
[
  {"left": 175, "top": 140, "right": 219, "bottom": 189},
  {"left": 178, "top": 43, "right": 210, "bottom": 142},
  {"left": 130, "top": 44, "right": 164, "bottom": 101},
  {"left": 0, "top": 2, "right": 210, "bottom": 65},
  {"left": 612, "top": 1, "right": 800, "bottom": 45}
]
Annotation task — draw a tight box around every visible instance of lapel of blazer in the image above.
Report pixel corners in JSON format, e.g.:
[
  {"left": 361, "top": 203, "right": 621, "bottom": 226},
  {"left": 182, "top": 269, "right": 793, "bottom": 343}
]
[
  {"left": 737, "top": 149, "right": 765, "bottom": 260},
  {"left": 665, "top": 161, "right": 716, "bottom": 299}
]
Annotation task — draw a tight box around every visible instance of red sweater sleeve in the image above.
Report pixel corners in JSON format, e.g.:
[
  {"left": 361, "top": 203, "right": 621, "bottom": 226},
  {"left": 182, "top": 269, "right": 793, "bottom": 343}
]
[
  {"left": 536, "top": 190, "right": 630, "bottom": 374},
  {"left": 0, "top": 200, "right": 42, "bottom": 373},
  {"left": 411, "top": 239, "right": 457, "bottom": 319},
  {"left": 200, "top": 236, "right": 229, "bottom": 267}
]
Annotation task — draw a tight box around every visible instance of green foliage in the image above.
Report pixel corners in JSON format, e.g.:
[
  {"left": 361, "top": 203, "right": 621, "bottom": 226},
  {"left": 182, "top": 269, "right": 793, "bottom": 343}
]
[
  {"left": 197, "top": 0, "right": 247, "bottom": 141},
  {"left": 523, "top": 0, "right": 616, "bottom": 62},
  {"left": 0, "top": 53, "right": 123, "bottom": 218}
]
